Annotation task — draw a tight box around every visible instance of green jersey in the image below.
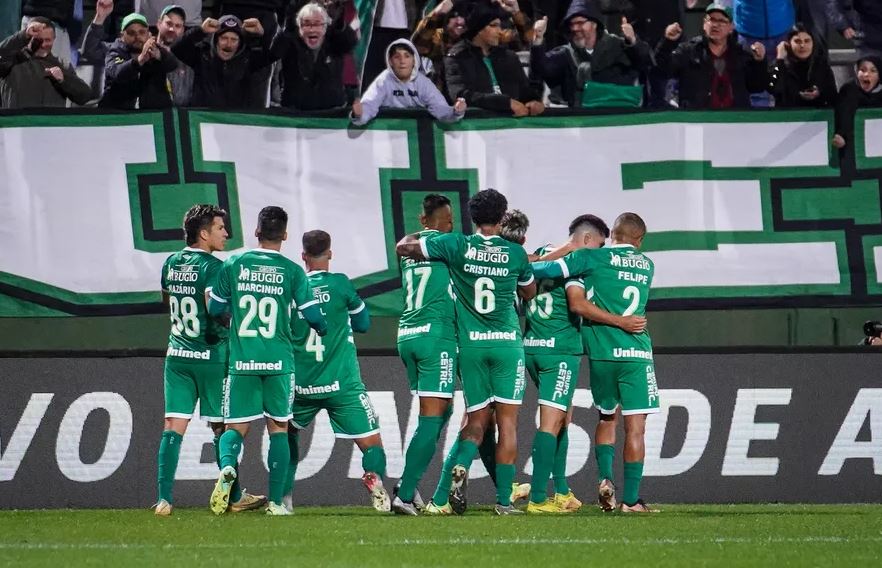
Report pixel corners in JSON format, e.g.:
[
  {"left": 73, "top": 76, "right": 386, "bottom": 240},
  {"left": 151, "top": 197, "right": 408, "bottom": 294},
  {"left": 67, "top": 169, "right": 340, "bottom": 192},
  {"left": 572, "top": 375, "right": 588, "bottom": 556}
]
[
  {"left": 161, "top": 247, "right": 228, "bottom": 363},
  {"left": 523, "top": 245, "right": 584, "bottom": 356},
  {"left": 397, "top": 229, "right": 456, "bottom": 343},
  {"left": 556, "top": 244, "right": 654, "bottom": 362},
  {"left": 292, "top": 271, "right": 365, "bottom": 396},
  {"left": 211, "top": 248, "right": 316, "bottom": 375},
  {"left": 421, "top": 231, "right": 533, "bottom": 349}
]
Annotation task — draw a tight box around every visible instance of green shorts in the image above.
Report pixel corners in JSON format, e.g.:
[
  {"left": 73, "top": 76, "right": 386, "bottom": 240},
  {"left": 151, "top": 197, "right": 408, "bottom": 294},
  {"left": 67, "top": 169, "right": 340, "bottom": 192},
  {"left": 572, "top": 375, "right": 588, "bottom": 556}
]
[
  {"left": 589, "top": 359, "right": 660, "bottom": 416},
  {"left": 459, "top": 346, "right": 526, "bottom": 411},
  {"left": 290, "top": 387, "right": 380, "bottom": 439},
  {"left": 223, "top": 372, "right": 294, "bottom": 424},
  {"left": 525, "top": 353, "right": 581, "bottom": 412},
  {"left": 398, "top": 338, "right": 457, "bottom": 398},
  {"left": 164, "top": 358, "right": 225, "bottom": 422}
]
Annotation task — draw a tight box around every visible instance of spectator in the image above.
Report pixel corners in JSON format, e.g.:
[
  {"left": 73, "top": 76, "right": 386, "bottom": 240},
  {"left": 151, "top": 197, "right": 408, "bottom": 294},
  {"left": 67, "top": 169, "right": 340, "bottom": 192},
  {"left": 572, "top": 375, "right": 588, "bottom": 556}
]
[
  {"left": 362, "top": 0, "right": 422, "bottom": 90},
  {"left": 80, "top": 0, "right": 115, "bottom": 64},
  {"left": 832, "top": 55, "right": 882, "bottom": 149},
  {"left": 171, "top": 15, "right": 277, "bottom": 109},
  {"left": 99, "top": 13, "right": 180, "bottom": 109},
  {"left": 0, "top": 17, "right": 92, "bottom": 108},
  {"left": 272, "top": 2, "right": 357, "bottom": 110},
  {"left": 849, "top": 1, "right": 881, "bottom": 58},
  {"left": 530, "top": 0, "right": 651, "bottom": 108},
  {"left": 655, "top": 4, "right": 769, "bottom": 109},
  {"left": 445, "top": 0, "right": 544, "bottom": 116},
  {"left": 412, "top": 0, "right": 533, "bottom": 98},
  {"left": 351, "top": 38, "right": 466, "bottom": 125},
  {"left": 139, "top": 1, "right": 204, "bottom": 27},
  {"left": 154, "top": 5, "right": 195, "bottom": 106},
  {"left": 769, "top": 23, "right": 837, "bottom": 108},
  {"left": 530, "top": 0, "right": 569, "bottom": 48},
  {"left": 734, "top": 0, "right": 796, "bottom": 60},
  {"left": 825, "top": 0, "right": 860, "bottom": 47},
  {"left": 21, "top": 0, "right": 75, "bottom": 65}
]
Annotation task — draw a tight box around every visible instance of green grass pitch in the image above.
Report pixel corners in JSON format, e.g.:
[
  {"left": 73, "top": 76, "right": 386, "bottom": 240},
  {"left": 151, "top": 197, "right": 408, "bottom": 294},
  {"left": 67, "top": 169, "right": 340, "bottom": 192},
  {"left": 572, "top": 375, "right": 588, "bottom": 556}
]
[{"left": 2, "top": 505, "right": 881, "bottom": 566}]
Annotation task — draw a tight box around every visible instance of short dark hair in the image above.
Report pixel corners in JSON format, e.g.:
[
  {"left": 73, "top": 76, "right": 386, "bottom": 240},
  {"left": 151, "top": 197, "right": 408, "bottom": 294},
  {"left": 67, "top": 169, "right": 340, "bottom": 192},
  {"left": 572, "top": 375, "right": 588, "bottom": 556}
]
[
  {"left": 468, "top": 188, "right": 508, "bottom": 226},
  {"left": 612, "top": 212, "right": 647, "bottom": 241},
  {"left": 500, "top": 209, "right": 529, "bottom": 243},
  {"left": 568, "top": 214, "right": 610, "bottom": 238},
  {"left": 30, "top": 16, "right": 54, "bottom": 28},
  {"left": 257, "top": 206, "right": 288, "bottom": 242},
  {"left": 422, "top": 194, "right": 451, "bottom": 218},
  {"left": 183, "top": 204, "right": 227, "bottom": 245},
  {"left": 302, "top": 229, "right": 331, "bottom": 257}
]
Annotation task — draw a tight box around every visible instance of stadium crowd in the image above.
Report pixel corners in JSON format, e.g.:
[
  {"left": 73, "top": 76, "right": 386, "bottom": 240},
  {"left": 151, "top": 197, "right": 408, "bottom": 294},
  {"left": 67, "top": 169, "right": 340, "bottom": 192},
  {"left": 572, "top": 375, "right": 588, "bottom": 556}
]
[{"left": 0, "top": 0, "right": 880, "bottom": 147}]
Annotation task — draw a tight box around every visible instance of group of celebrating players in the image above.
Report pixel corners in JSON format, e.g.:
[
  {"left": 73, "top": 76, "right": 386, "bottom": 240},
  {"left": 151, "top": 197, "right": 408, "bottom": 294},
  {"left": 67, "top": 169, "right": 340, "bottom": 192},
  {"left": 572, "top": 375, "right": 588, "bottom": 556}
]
[{"left": 153, "top": 187, "right": 659, "bottom": 517}]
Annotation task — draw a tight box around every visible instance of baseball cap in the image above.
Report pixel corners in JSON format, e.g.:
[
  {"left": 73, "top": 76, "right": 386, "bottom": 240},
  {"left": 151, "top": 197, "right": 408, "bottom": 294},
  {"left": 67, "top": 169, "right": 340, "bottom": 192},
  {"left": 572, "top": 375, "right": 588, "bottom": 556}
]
[
  {"left": 159, "top": 5, "right": 186, "bottom": 20},
  {"left": 121, "top": 13, "right": 149, "bottom": 30},
  {"left": 705, "top": 3, "right": 733, "bottom": 21}
]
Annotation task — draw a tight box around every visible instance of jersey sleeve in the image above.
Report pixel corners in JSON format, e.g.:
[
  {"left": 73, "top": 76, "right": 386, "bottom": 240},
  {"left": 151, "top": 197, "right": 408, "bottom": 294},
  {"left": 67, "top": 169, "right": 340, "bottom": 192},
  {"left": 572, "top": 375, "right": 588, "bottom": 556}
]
[
  {"left": 291, "top": 264, "right": 317, "bottom": 311},
  {"left": 160, "top": 256, "right": 171, "bottom": 291},
  {"left": 342, "top": 275, "right": 366, "bottom": 315},
  {"left": 204, "top": 258, "right": 222, "bottom": 297},
  {"left": 565, "top": 277, "right": 585, "bottom": 290},
  {"left": 560, "top": 248, "right": 595, "bottom": 279},
  {"left": 421, "top": 232, "right": 459, "bottom": 262},
  {"left": 209, "top": 259, "right": 232, "bottom": 303},
  {"left": 517, "top": 249, "right": 535, "bottom": 287}
]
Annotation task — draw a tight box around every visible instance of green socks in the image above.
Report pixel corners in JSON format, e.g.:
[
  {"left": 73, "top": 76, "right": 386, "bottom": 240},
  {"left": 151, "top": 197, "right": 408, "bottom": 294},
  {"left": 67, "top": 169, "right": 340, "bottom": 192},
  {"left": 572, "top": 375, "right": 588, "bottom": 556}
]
[
  {"left": 218, "top": 429, "right": 243, "bottom": 471},
  {"left": 495, "top": 463, "right": 516, "bottom": 506},
  {"left": 454, "top": 439, "right": 480, "bottom": 471},
  {"left": 432, "top": 438, "right": 460, "bottom": 506},
  {"left": 478, "top": 430, "right": 497, "bottom": 486},
  {"left": 267, "top": 432, "right": 289, "bottom": 504},
  {"left": 283, "top": 430, "right": 299, "bottom": 497},
  {"left": 553, "top": 427, "right": 570, "bottom": 495},
  {"left": 399, "top": 416, "right": 445, "bottom": 502},
  {"left": 595, "top": 443, "right": 615, "bottom": 482},
  {"left": 529, "top": 431, "right": 556, "bottom": 503},
  {"left": 623, "top": 461, "right": 644, "bottom": 506},
  {"left": 157, "top": 430, "right": 183, "bottom": 503},
  {"left": 214, "top": 433, "right": 242, "bottom": 502},
  {"left": 362, "top": 445, "right": 387, "bottom": 478}
]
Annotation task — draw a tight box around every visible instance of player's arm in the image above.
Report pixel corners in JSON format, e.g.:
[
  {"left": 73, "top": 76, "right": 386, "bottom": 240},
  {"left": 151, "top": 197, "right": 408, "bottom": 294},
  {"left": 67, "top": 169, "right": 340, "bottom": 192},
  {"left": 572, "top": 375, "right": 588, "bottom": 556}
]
[
  {"left": 293, "top": 268, "right": 328, "bottom": 336},
  {"left": 396, "top": 233, "right": 426, "bottom": 260},
  {"left": 531, "top": 259, "right": 566, "bottom": 280},
  {"left": 565, "top": 283, "right": 646, "bottom": 334},
  {"left": 161, "top": 290, "right": 170, "bottom": 306},
  {"left": 536, "top": 242, "right": 576, "bottom": 262},
  {"left": 344, "top": 277, "right": 371, "bottom": 333},
  {"left": 517, "top": 257, "right": 537, "bottom": 301},
  {"left": 207, "top": 262, "right": 231, "bottom": 317}
]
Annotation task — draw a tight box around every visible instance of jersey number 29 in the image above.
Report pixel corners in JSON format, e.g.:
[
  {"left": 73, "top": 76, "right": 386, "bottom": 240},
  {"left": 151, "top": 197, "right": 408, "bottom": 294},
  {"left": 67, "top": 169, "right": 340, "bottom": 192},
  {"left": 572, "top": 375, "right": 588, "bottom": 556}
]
[{"left": 238, "top": 295, "right": 278, "bottom": 338}]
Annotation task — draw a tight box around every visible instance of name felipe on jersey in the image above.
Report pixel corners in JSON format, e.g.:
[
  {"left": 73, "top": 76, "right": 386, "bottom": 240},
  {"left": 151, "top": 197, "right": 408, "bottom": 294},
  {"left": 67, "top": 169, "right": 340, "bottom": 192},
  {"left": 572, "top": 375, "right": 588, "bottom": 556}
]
[
  {"left": 469, "top": 330, "right": 517, "bottom": 341},
  {"left": 612, "top": 347, "right": 653, "bottom": 360},
  {"left": 295, "top": 380, "right": 341, "bottom": 395},
  {"left": 166, "top": 345, "right": 212, "bottom": 359},
  {"left": 523, "top": 337, "right": 556, "bottom": 348},
  {"left": 398, "top": 323, "right": 432, "bottom": 337},
  {"left": 234, "top": 359, "right": 283, "bottom": 371}
]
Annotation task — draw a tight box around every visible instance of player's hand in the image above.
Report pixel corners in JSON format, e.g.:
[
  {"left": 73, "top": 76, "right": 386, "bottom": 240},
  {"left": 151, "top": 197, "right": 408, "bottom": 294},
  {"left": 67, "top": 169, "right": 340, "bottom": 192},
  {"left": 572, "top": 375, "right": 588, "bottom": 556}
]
[
  {"left": 94, "top": 0, "right": 114, "bottom": 24},
  {"left": 750, "top": 41, "right": 765, "bottom": 61},
  {"left": 525, "top": 100, "right": 545, "bottom": 116},
  {"left": 454, "top": 97, "right": 466, "bottom": 114},
  {"left": 243, "top": 18, "right": 264, "bottom": 36},
  {"left": 510, "top": 99, "right": 529, "bottom": 117},
  {"left": 533, "top": 16, "right": 547, "bottom": 44},
  {"left": 664, "top": 22, "right": 682, "bottom": 41},
  {"left": 843, "top": 27, "right": 856, "bottom": 40},
  {"left": 351, "top": 97, "right": 363, "bottom": 117},
  {"left": 621, "top": 16, "right": 636, "bottom": 45},
  {"left": 619, "top": 315, "right": 647, "bottom": 334},
  {"left": 202, "top": 18, "right": 220, "bottom": 34},
  {"left": 776, "top": 40, "right": 788, "bottom": 60},
  {"left": 832, "top": 134, "right": 846, "bottom": 148},
  {"left": 45, "top": 66, "right": 63, "bottom": 82}
]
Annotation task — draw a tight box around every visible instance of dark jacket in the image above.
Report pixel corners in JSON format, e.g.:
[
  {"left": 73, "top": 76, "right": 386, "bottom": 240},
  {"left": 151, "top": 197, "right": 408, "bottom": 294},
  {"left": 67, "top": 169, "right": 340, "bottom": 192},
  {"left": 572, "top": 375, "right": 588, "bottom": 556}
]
[
  {"left": 99, "top": 39, "right": 180, "bottom": 109},
  {"left": 0, "top": 30, "right": 92, "bottom": 108},
  {"left": 272, "top": 20, "right": 357, "bottom": 110},
  {"left": 21, "top": 0, "right": 73, "bottom": 26},
  {"left": 171, "top": 27, "right": 277, "bottom": 109},
  {"left": 531, "top": 33, "right": 652, "bottom": 107},
  {"left": 834, "top": 79, "right": 882, "bottom": 146},
  {"left": 769, "top": 49, "right": 837, "bottom": 108},
  {"left": 655, "top": 34, "right": 769, "bottom": 109},
  {"left": 444, "top": 41, "right": 541, "bottom": 112}
]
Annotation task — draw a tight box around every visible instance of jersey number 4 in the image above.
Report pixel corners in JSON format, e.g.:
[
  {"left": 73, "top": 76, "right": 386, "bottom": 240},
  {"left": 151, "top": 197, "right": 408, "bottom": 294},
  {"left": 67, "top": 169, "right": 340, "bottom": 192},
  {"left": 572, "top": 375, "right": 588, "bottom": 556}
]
[{"left": 238, "top": 295, "right": 278, "bottom": 338}]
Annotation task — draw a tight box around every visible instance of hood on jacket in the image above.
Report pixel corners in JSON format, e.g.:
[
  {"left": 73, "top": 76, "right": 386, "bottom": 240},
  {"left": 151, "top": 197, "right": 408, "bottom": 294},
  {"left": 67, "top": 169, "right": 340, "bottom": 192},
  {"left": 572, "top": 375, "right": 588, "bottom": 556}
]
[
  {"left": 212, "top": 15, "right": 247, "bottom": 59},
  {"left": 562, "top": 0, "right": 604, "bottom": 34},
  {"left": 385, "top": 38, "right": 422, "bottom": 82}
]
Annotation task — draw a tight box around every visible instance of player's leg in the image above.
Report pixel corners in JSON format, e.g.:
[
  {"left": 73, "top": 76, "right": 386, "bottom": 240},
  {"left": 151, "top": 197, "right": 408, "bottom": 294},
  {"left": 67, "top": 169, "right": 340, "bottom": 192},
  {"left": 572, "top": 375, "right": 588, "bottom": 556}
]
[
  {"left": 427, "top": 408, "right": 464, "bottom": 513},
  {"left": 155, "top": 359, "right": 197, "bottom": 515},
  {"left": 283, "top": 396, "right": 322, "bottom": 511},
  {"left": 618, "top": 362, "right": 660, "bottom": 513},
  {"left": 210, "top": 372, "right": 260, "bottom": 515},
  {"left": 395, "top": 340, "right": 455, "bottom": 512},
  {"left": 590, "top": 359, "right": 621, "bottom": 511},
  {"left": 263, "top": 373, "right": 295, "bottom": 515},
  {"left": 478, "top": 413, "right": 497, "bottom": 486},
  {"left": 552, "top": 405, "right": 582, "bottom": 511},
  {"left": 329, "top": 388, "right": 389, "bottom": 512},
  {"left": 490, "top": 348, "right": 527, "bottom": 515}
]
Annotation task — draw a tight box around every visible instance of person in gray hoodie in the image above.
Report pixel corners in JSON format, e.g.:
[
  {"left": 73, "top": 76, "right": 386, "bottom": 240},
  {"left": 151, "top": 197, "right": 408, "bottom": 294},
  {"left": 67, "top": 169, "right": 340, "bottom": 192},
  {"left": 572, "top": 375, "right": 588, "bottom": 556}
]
[{"left": 351, "top": 38, "right": 466, "bottom": 126}]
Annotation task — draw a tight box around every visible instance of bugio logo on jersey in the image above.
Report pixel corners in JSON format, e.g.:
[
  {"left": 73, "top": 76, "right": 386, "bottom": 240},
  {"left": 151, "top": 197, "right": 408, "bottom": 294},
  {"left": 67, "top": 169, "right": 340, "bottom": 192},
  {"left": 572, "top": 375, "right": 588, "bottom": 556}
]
[{"left": 465, "top": 242, "right": 509, "bottom": 264}]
